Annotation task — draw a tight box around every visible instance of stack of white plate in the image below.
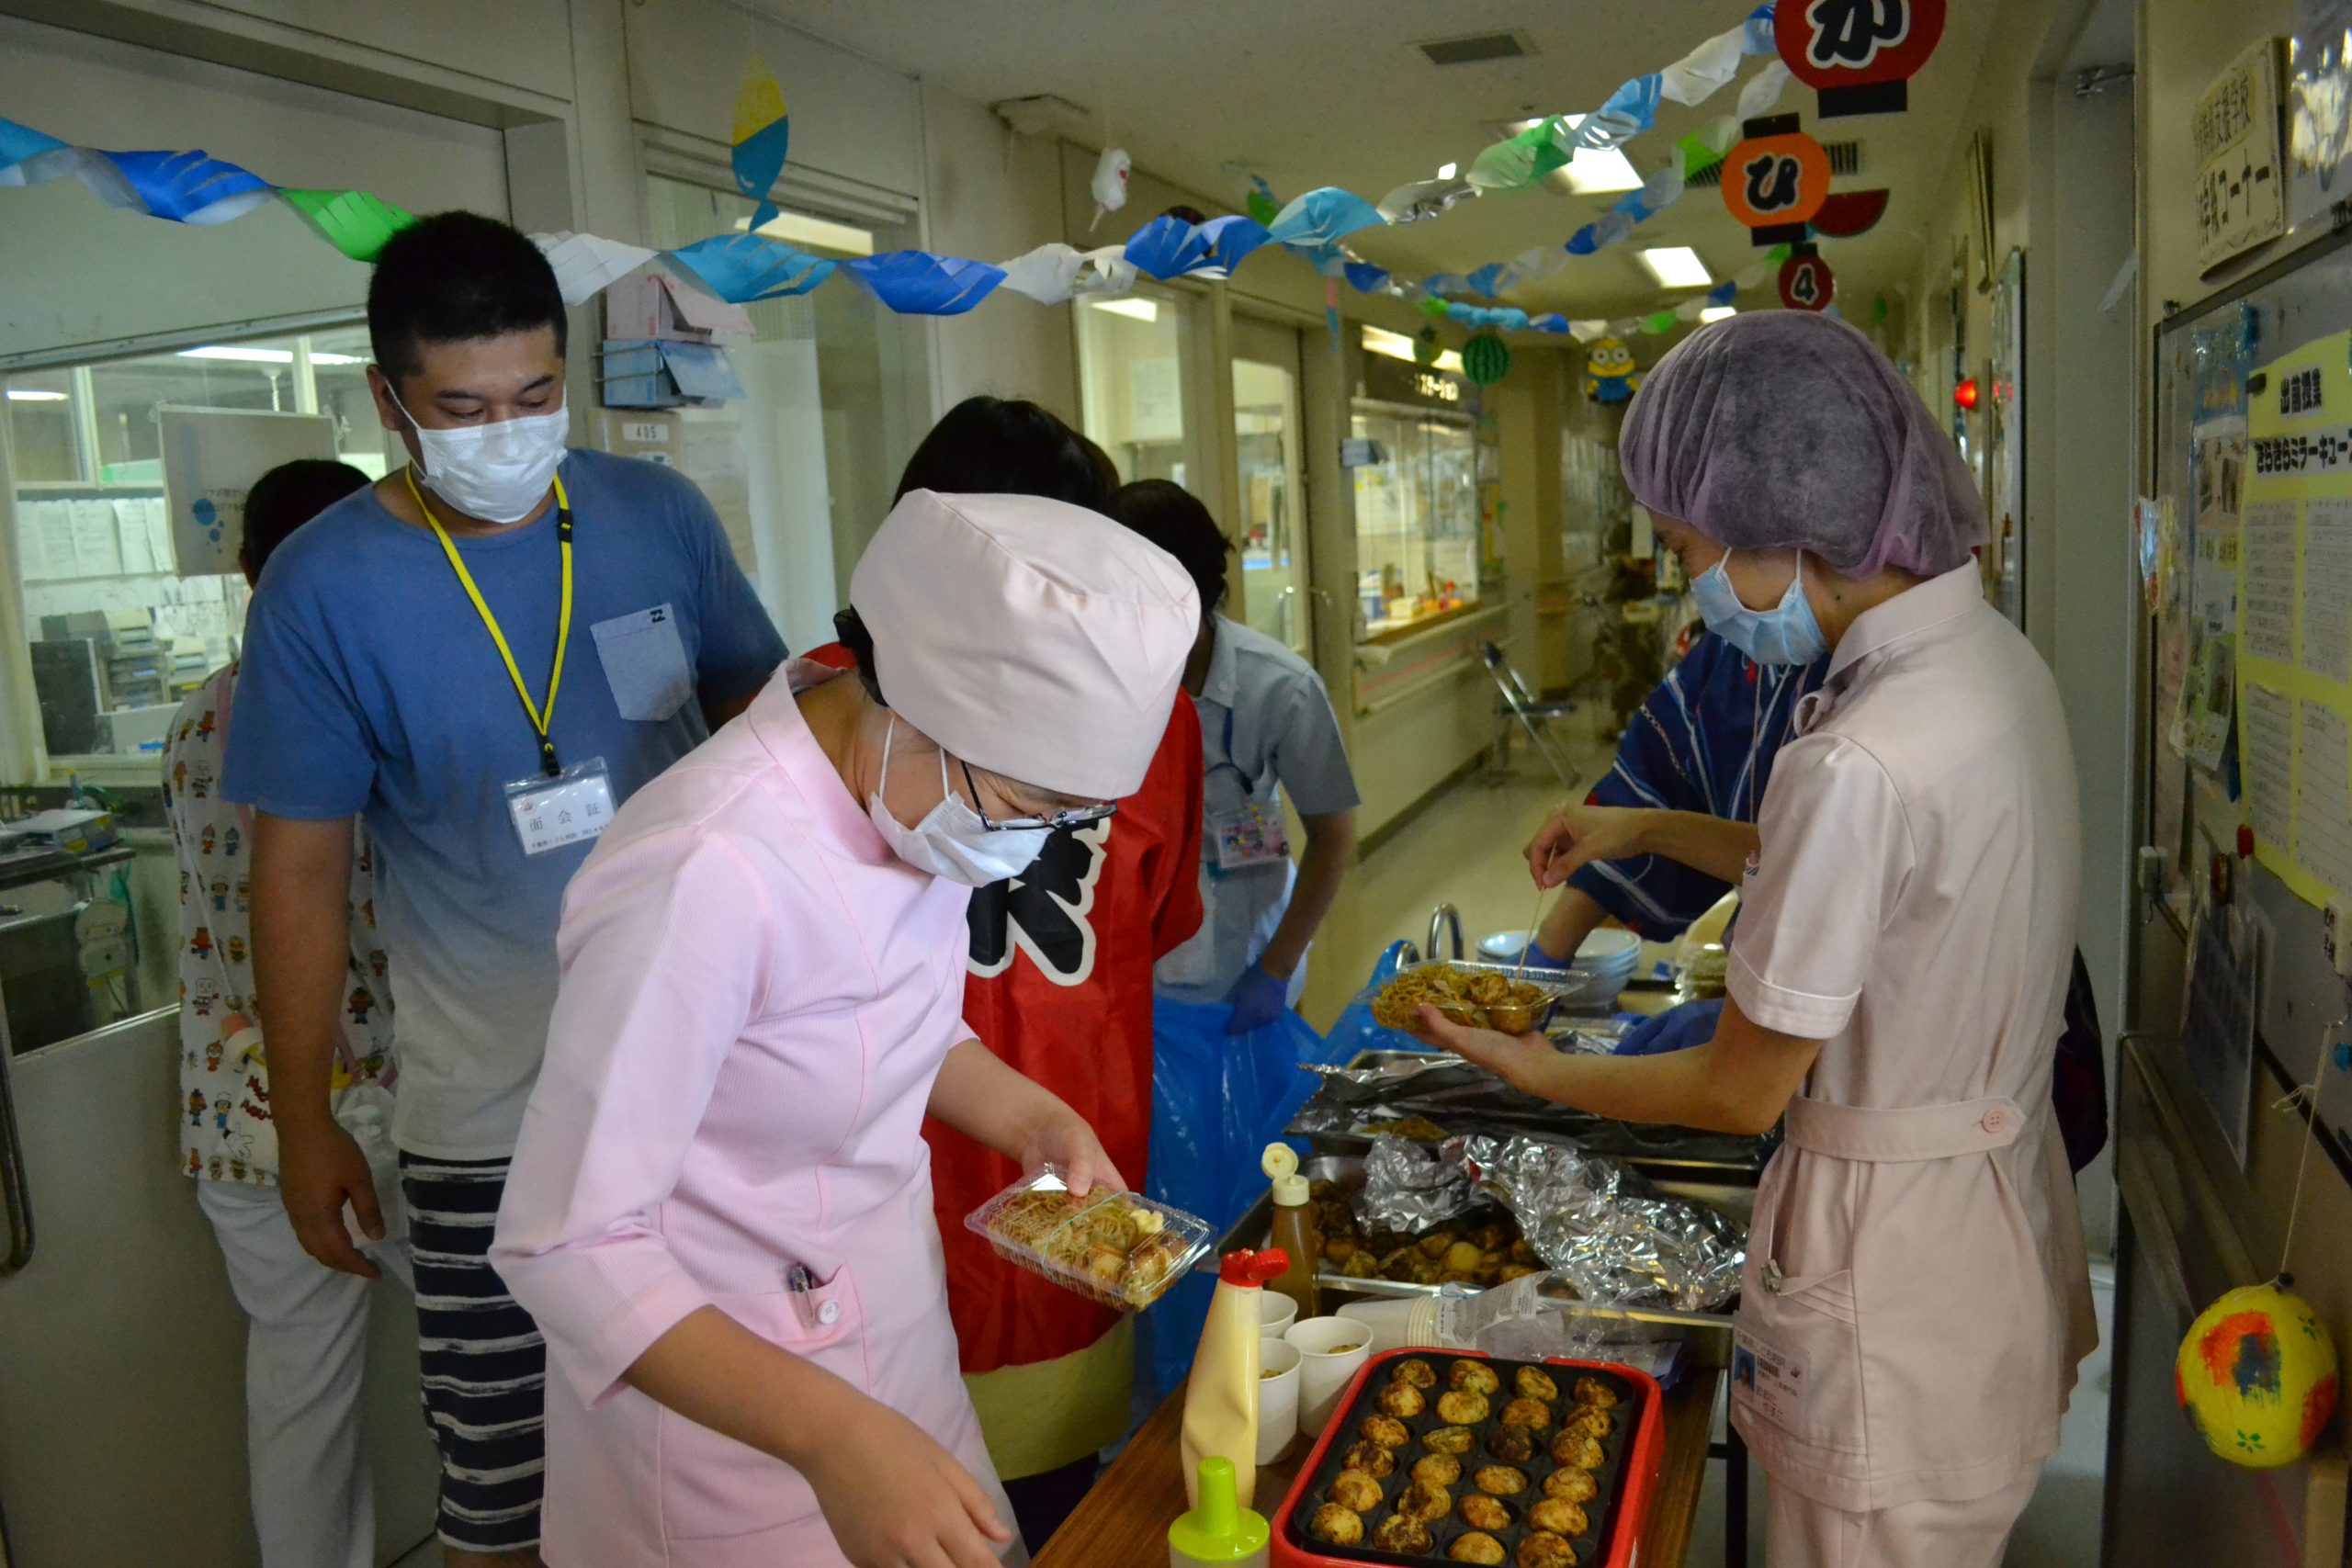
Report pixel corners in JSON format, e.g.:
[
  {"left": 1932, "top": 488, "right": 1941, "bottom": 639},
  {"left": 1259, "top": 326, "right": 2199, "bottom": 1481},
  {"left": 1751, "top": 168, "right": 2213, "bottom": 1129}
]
[{"left": 1476, "top": 928, "right": 1645, "bottom": 995}]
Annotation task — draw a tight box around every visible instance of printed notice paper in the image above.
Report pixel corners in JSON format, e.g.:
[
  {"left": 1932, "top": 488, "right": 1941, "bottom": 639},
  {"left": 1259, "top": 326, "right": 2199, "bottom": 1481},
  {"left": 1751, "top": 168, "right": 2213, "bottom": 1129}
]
[{"left": 2243, "top": 498, "right": 2299, "bottom": 664}]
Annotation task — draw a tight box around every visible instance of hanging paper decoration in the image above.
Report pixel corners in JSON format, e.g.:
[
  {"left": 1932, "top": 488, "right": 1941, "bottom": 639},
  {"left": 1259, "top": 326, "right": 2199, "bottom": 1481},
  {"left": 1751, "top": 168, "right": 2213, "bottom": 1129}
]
[
  {"left": 1778, "top": 244, "right": 1836, "bottom": 310},
  {"left": 1374, "top": 175, "right": 1476, "bottom": 225},
  {"left": 1468, "top": 117, "right": 1572, "bottom": 192},
  {"left": 1267, "top": 186, "right": 1385, "bottom": 249},
  {"left": 1245, "top": 175, "right": 1281, "bottom": 226},
  {"left": 731, "top": 59, "right": 791, "bottom": 222},
  {"left": 1678, "top": 131, "right": 1729, "bottom": 181},
  {"left": 842, "top": 252, "right": 1003, "bottom": 315},
  {"left": 1721, "top": 114, "right": 1832, "bottom": 244},
  {"left": 1776, "top": 0, "right": 1947, "bottom": 118},
  {"left": 2175, "top": 1284, "right": 2338, "bottom": 1470},
  {"left": 279, "top": 187, "right": 416, "bottom": 264},
  {"left": 1809, "top": 186, "right": 1891, "bottom": 238},
  {"left": 1871, "top": 293, "right": 1891, "bottom": 325},
  {"left": 1640, "top": 310, "right": 1680, "bottom": 335},
  {"left": 1089, "top": 146, "right": 1132, "bottom": 230},
  {"left": 537, "top": 231, "right": 659, "bottom": 306},
  {"left": 1413, "top": 325, "right": 1443, "bottom": 367},
  {"left": 667, "top": 232, "right": 835, "bottom": 303},
  {"left": 1461, "top": 331, "right": 1511, "bottom": 386},
  {"left": 994, "top": 242, "right": 1135, "bottom": 303},
  {"left": 1584, "top": 340, "right": 1641, "bottom": 403}
]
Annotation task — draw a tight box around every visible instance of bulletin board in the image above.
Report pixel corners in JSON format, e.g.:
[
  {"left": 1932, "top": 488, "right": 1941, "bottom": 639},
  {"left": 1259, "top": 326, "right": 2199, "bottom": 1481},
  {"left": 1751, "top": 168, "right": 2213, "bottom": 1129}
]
[{"left": 2150, "top": 222, "right": 2352, "bottom": 1176}]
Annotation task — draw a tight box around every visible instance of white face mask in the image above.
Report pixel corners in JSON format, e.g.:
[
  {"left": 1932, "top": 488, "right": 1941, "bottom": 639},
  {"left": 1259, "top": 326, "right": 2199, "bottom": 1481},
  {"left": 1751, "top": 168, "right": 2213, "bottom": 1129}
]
[
  {"left": 865, "top": 716, "right": 1051, "bottom": 886},
  {"left": 388, "top": 385, "right": 569, "bottom": 525}
]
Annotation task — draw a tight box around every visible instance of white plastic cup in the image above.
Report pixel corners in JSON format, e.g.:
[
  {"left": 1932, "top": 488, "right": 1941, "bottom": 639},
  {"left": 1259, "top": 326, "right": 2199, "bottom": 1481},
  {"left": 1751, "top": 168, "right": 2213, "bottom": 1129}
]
[
  {"left": 1256, "top": 1337, "right": 1302, "bottom": 1464},
  {"left": 1257, "top": 1290, "right": 1299, "bottom": 1338},
  {"left": 1285, "top": 1315, "right": 1374, "bottom": 1438}
]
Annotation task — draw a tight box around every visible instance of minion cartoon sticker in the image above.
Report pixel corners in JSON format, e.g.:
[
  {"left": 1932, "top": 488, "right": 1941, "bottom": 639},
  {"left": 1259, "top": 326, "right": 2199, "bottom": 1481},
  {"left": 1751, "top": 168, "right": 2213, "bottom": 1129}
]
[{"left": 1585, "top": 338, "right": 1641, "bottom": 404}]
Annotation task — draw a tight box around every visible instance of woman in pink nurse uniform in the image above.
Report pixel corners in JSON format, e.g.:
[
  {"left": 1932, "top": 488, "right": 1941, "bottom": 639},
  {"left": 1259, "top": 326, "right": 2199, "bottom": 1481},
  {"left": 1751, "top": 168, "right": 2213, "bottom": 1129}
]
[
  {"left": 492, "top": 489, "right": 1199, "bottom": 1568},
  {"left": 1412, "top": 312, "right": 2097, "bottom": 1568}
]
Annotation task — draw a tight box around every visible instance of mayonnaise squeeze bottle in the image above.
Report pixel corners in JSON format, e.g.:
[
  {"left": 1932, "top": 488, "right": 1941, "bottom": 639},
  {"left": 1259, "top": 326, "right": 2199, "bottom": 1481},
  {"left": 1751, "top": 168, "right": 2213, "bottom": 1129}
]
[
  {"left": 1261, "top": 1144, "right": 1319, "bottom": 1321},
  {"left": 1168, "top": 1455, "right": 1270, "bottom": 1567},
  {"left": 1180, "top": 1248, "right": 1288, "bottom": 1509}
]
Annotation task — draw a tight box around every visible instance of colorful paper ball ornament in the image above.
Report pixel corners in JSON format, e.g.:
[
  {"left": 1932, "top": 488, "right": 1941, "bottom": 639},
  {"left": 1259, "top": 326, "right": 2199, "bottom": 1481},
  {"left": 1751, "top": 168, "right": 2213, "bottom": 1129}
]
[
  {"left": 1462, "top": 331, "right": 1511, "bottom": 386},
  {"left": 2175, "top": 1283, "right": 2339, "bottom": 1469},
  {"left": 1413, "top": 325, "right": 1443, "bottom": 367}
]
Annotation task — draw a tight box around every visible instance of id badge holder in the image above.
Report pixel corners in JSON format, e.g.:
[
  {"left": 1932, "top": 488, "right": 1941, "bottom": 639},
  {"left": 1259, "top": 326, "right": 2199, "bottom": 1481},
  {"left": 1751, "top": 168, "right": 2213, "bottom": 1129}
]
[
  {"left": 1212, "top": 799, "right": 1291, "bottom": 872},
  {"left": 503, "top": 757, "right": 616, "bottom": 856}
]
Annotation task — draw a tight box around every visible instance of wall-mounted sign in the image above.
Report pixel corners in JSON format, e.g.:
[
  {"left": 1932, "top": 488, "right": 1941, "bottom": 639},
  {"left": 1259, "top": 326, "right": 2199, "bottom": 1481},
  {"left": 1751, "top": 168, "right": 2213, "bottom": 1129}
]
[
  {"left": 159, "top": 405, "right": 339, "bottom": 579},
  {"left": 1721, "top": 115, "right": 1832, "bottom": 245},
  {"left": 1776, "top": 0, "right": 1947, "bottom": 118},
  {"left": 1362, "top": 351, "right": 1470, "bottom": 410},
  {"left": 2195, "top": 38, "right": 2288, "bottom": 275}
]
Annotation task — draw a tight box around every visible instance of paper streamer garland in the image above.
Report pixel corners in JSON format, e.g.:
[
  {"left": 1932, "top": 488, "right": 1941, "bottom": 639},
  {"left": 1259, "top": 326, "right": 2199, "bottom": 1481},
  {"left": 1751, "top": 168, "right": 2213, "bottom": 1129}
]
[{"left": 731, "top": 59, "right": 790, "bottom": 225}]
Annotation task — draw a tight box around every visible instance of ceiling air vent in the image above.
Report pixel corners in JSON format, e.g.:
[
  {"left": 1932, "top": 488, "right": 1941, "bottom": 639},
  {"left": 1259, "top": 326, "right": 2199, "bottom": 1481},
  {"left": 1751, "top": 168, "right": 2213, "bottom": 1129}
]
[
  {"left": 1417, "top": 30, "right": 1533, "bottom": 66},
  {"left": 1689, "top": 140, "right": 1863, "bottom": 186}
]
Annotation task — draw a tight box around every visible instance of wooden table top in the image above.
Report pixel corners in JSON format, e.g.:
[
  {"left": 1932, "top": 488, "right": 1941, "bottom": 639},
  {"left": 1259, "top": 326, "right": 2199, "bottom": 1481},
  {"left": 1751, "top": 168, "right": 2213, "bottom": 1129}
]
[{"left": 1036, "top": 1367, "right": 1723, "bottom": 1568}]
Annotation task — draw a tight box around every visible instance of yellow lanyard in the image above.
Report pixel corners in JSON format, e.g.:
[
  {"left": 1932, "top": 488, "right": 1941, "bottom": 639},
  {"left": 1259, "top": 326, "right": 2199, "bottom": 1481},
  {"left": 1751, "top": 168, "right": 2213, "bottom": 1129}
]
[{"left": 408, "top": 467, "right": 574, "bottom": 777}]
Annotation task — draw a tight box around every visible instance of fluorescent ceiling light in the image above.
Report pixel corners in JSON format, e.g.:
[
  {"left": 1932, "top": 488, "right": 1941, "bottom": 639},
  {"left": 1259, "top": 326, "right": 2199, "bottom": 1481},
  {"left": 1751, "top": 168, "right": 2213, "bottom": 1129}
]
[
  {"left": 1090, "top": 297, "right": 1159, "bottom": 323},
  {"left": 1363, "top": 326, "right": 1463, "bottom": 374},
  {"left": 1699, "top": 306, "right": 1736, "bottom": 324},
  {"left": 1437, "top": 162, "right": 1459, "bottom": 180},
  {"left": 311, "top": 352, "right": 364, "bottom": 366},
  {"left": 6, "top": 388, "right": 68, "bottom": 401},
  {"left": 732, "top": 210, "right": 876, "bottom": 256},
  {"left": 180, "top": 345, "right": 293, "bottom": 364},
  {"left": 1636, "top": 246, "right": 1713, "bottom": 288},
  {"left": 1515, "top": 117, "right": 1644, "bottom": 195}
]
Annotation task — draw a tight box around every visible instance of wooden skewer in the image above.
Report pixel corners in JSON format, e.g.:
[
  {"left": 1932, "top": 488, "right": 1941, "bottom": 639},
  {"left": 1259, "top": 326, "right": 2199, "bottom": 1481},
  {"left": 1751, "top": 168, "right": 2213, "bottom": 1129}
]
[{"left": 1510, "top": 880, "right": 1551, "bottom": 984}]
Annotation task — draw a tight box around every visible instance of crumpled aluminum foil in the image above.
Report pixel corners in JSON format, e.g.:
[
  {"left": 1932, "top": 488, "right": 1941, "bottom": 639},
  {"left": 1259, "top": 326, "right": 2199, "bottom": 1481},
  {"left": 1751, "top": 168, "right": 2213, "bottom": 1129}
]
[
  {"left": 1356, "top": 1134, "right": 1480, "bottom": 1232},
  {"left": 1463, "top": 1134, "right": 1746, "bottom": 1312}
]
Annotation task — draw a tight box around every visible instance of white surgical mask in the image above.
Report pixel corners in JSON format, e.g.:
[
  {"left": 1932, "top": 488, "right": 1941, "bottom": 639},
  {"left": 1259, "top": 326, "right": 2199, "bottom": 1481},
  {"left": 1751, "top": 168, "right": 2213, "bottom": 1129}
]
[
  {"left": 389, "top": 386, "right": 570, "bottom": 525},
  {"left": 865, "top": 716, "right": 1051, "bottom": 886}
]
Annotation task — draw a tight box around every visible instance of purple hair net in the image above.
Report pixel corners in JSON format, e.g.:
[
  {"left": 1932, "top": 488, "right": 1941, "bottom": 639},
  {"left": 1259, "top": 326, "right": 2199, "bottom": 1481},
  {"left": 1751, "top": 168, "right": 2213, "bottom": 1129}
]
[{"left": 1618, "top": 311, "right": 1986, "bottom": 580}]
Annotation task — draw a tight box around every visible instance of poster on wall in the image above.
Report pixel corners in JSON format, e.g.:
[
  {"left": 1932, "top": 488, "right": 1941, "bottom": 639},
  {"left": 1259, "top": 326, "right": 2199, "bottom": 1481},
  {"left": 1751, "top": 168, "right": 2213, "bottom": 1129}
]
[
  {"left": 2195, "top": 38, "right": 2289, "bottom": 275},
  {"left": 2289, "top": 0, "right": 2352, "bottom": 228},
  {"left": 159, "top": 406, "right": 338, "bottom": 579},
  {"left": 2233, "top": 327, "right": 2352, "bottom": 908}
]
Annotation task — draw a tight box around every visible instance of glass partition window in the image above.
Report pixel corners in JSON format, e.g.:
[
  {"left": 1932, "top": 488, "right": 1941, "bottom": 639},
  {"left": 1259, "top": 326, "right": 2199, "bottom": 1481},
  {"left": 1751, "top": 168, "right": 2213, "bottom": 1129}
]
[
  {"left": 1078, "top": 289, "right": 1192, "bottom": 486},
  {"left": 1350, "top": 404, "right": 1480, "bottom": 637},
  {"left": 1561, "top": 434, "right": 1629, "bottom": 567},
  {"left": 6, "top": 327, "right": 384, "bottom": 764},
  {"left": 1233, "top": 347, "right": 1307, "bottom": 651},
  {"left": 641, "top": 175, "right": 918, "bottom": 652}
]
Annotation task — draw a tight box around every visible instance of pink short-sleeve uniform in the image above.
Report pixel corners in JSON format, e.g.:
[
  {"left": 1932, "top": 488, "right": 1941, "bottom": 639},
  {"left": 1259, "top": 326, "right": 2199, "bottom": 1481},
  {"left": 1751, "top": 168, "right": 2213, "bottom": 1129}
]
[
  {"left": 1724, "top": 566, "right": 2098, "bottom": 1519},
  {"left": 492, "top": 661, "right": 1021, "bottom": 1566}
]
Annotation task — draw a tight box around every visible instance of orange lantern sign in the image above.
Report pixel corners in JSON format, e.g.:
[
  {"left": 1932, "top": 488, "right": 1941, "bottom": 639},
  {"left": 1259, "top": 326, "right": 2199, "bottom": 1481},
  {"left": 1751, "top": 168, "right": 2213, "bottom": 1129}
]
[
  {"left": 1721, "top": 115, "right": 1832, "bottom": 246},
  {"left": 1778, "top": 247, "right": 1836, "bottom": 312},
  {"left": 1777, "top": 0, "right": 1948, "bottom": 118}
]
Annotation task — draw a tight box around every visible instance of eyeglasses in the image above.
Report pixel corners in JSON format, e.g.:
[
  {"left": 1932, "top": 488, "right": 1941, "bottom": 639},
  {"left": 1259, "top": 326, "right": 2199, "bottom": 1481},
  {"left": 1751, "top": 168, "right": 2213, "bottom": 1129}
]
[{"left": 959, "top": 759, "right": 1116, "bottom": 832}]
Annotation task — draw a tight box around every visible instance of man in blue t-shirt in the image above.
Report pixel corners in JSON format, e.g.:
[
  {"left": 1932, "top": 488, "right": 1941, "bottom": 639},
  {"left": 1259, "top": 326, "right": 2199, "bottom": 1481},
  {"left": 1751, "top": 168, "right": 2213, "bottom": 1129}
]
[{"left": 222, "top": 211, "right": 784, "bottom": 1567}]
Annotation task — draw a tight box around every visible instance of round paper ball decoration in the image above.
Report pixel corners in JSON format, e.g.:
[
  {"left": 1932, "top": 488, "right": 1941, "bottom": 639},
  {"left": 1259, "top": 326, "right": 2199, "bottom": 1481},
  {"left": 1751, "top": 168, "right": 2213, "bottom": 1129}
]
[
  {"left": 2175, "top": 1283, "right": 2339, "bottom": 1469},
  {"left": 1462, "top": 331, "right": 1511, "bottom": 386},
  {"left": 1413, "top": 325, "right": 1444, "bottom": 367}
]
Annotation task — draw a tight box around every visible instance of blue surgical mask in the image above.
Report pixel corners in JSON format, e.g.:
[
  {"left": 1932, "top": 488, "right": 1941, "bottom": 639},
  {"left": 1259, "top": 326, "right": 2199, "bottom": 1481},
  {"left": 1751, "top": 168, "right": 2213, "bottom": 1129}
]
[{"left": 1691, "top": 550, "right": 1829, "bottom": 667}]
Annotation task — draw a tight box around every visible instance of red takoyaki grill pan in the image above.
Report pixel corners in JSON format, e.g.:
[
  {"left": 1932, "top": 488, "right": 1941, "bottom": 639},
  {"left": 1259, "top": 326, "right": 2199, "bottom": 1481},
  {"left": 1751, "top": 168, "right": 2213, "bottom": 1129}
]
[{"left": 1269, "top": 1349, "right": 1663, "bottom": 1568}]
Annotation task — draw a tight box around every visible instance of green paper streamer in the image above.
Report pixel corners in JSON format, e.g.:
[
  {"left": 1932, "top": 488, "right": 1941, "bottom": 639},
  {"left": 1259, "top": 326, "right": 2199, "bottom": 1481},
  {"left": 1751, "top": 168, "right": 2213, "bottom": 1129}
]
[
  {"left": 1676, "top": 132, "right": 1725, "bottom": 181},
  {"left": 1419, "top": 296, "right": 1452, "bottom": 320},
  {"left": 1766, "top": 243, "right": 1793, "bottom": 265},
  {"left": 278, "top": 187, "right": 416, "bottom": 263},
  {"left": 1872, "top": 293, "right": 1890, "bottom": 325},
  {"left": 1469, "top": 117, "right": 1569, "bottom": 191},
  {"left": 1245, "top": 187, "right": 1280, "bottom": 227},
  {"left": 1641, "top": 310, "right": 1679, "bottom": 335}
]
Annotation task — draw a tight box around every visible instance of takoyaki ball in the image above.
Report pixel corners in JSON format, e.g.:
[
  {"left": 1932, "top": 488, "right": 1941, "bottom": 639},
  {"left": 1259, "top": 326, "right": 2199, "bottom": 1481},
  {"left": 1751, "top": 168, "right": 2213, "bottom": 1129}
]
[
  {"left": 1396, "top": 1480, "right": 1452, "bottom": 1523},
  {"left": 1528, "top": 1498, "right": 1589, "bottom": 1537},
  {"left": 1436, "top": 1390, "right": 1491, "bottom": 1427},
  {"left": 1514, "top": 1366, "right": 1561, "bottom": 1403},
  {"left": 1422, "top": 1425, "right": 1476, "bottom": 1455},
  {"left": 1411, "top": 1452, "right": 1463, "bottom": 1488},
  {"left": 1542, "top": 1466, "right": 1599, "bottom": 1504},
  {"left": 1340, "top": 1441, "right": 1395, "bottom": 1478},
  {"left": 1571, "top": 1376, "right": 1620, "bottom": 1409},
  {"left": 1326, "top": 1470, "right": 1385, "bottom": 1513},
  {"left": 1457, "top": 1493, "right": 1514, "bottom": 1531},
  {"left": 1448, "top": 1360, "right": 1503, "bottom": 1396},
  {"left": 1360, "top": 1415, "right": 1412, "bottom": 1449},
  {"left": 1392, "top": 1357, "right": 1440, "bottom": 1389},
  {"left": 1448, "top": 1531, "right": 1509, "bottom": 1564},
  {"left": 1558, "top": 1404, "right": 1613, "bottom": 1441},
  {"left": 1307, "top": 1504, "right": 1363, "bottom": 1546},
  {"left": 1485, "top": 1425, "right": 1536, "bottom": 1464},
  {"left": 1376, "top": 1382, "right": 1428, "bottom": 1419},
  {"left": 1498, "top": 1396, "right": 1553, "bottom": 1432},
  {"left": 1373, "top": 1516, "right": 1435, "bottom": 1555},
  {"left": 1516, "top": 1532, "right": 1580, "bottom": 1568},
  {"left": 1550, "top": 1432, "right": 1606, "bottom": 1472},
  {"left": 1509, "top": 1238, "right": 1541, "bottom": 1265},
  {"left": 1473, "top": 1464, "right": 1530, "bottom": 1496}
]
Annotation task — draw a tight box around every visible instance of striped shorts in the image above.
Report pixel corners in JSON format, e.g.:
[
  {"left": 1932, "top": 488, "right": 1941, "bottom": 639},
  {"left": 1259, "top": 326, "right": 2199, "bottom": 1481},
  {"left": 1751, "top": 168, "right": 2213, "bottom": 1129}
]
[{"left": 401, "top": 1153, "right": 545, "bottom": 1555}]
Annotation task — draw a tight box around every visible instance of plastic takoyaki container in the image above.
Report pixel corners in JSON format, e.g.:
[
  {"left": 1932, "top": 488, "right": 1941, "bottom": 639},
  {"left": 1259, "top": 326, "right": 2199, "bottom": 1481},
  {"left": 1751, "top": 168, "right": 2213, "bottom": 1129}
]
[
  {"left": 1269, "top": 1349, "right": 1663, "bottom": 1568},
  {"left": 963, "top": 1164, "right": 1215, "bottom": 1312}
]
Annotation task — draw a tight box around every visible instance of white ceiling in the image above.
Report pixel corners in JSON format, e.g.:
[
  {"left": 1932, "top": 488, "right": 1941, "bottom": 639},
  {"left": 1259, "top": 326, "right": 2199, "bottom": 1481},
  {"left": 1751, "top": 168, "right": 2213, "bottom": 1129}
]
[{"left": 752, "top": 0, "right": 2002, "bottom": 323}]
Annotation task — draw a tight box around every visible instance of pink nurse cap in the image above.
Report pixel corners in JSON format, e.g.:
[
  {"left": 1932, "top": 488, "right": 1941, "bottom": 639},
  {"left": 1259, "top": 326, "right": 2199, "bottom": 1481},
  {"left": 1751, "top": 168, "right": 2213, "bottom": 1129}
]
[{"left": 849, "top": 489, "right": 1200, "bottom": 800}]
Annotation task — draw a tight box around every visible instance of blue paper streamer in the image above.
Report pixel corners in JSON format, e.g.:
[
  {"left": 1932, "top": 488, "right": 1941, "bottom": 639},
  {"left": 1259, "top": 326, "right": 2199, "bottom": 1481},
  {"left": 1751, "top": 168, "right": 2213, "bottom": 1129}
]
[
  {"left": 666, "top": 232, "right": 836, "bottom": 302},
  {"left": 99, "top": 147, "right": 274, "bottom": 224},
  {"left": 0, "top": 115, "right": 69, "bottom": 180},
  {"left": 1342, "top": 261, "right": 1390, "bottom": 293},
  {"left": 1123, "top": 213, "right": 1272, "bottom": 281},
  {"left": 1465, "top": 262, "right": 1507, "bottom": 298},
  {"left": 842, "top": 251, "right": 1004, "bottom": 315},
  {"left": 1267, "top": 186, "right": 1384, "bottom": 249}
]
